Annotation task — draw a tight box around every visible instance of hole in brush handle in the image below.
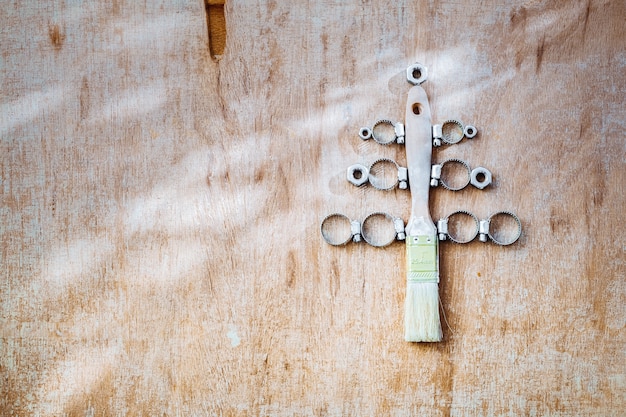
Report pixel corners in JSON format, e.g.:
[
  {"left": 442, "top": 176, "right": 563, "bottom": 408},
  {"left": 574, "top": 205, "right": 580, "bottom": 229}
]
[{"left": 205, "top": 0, "right": 227, "bottom": 60}]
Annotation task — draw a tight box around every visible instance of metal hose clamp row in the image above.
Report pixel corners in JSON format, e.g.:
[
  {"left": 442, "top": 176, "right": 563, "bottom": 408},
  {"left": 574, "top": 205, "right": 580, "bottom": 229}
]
[
  {"left": 432, "top": 120, "right": 478, "bottom": 147},
  {"left": 430, "top": 159, "right": 492, "bottom": 190},
  {"left": 321, "top": 212, "right": 406, "bottom": 247},
  {"left": 346, "top": 158, "right": 408, "bottom": 190},
  {"left": 437, "top": 211, "right": 522, "bottom": 245},
  {"left": 359, "top": 120, "right": 405, "bottom": 145}
]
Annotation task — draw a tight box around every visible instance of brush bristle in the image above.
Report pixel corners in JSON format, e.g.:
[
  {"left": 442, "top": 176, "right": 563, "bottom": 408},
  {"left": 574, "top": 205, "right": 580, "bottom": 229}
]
[{"left": 404, "top": 282, "right": 442, "bottom": 342}]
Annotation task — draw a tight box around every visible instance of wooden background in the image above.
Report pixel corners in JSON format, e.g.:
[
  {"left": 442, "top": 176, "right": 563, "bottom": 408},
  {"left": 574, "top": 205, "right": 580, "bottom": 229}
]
[{"left": 1, "top": 0, "right": 625, "bottom": 415}]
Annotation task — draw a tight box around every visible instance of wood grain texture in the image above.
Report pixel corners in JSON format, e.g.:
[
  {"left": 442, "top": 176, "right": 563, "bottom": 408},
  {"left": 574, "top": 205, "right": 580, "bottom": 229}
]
[{"left": 1, "top": 0, "right": 624, "bottom": 415}]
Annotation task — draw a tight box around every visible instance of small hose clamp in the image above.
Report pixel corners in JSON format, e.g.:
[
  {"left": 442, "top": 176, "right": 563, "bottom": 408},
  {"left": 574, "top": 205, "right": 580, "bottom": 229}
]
[
  {"left": 439, "top": 159, "right": 471, "bottom": 191},
  {"left": 362, "top": 212, "right": 404, "bottom": 247},
  {"left": 441, "top": 120, "right": 465, "bottom": 144},
  {"left": 440, "top": 210, "right": 480, "bottom": 244},
  {"left": 371, "top": 120, "right": 404, "bottom": 145},
  {"left": 321, "top": 213, "right": 358, "bottom": 246},
  {"left": 483, "top": 211, "right": 522, "bottom": 246}
]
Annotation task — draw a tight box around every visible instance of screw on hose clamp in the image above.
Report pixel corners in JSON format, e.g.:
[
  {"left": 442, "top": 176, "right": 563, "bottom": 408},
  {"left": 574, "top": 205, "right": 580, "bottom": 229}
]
[
  {"left": 369, "top": 158, "right": 397, "bottom": 190},
  {"left": 394, "top": 217, "right": 406, "bottom": 241},
  {"left": 430, "top": 160, "right": 492, "bottom": 191},
  {"left": 350, "top": 220, "right": 362, "bottom": 243},
  {"left": 394, "top": 122, "right": 405, "bottom": 144},
  {"left": 361, "top": 120, "right": 404, "bottom": 145},
  {"left": 479, "top": 219, "right": 490, "bottom": 243},
  {"left": 368, "top": 158, "right": 407, "bottom": 190},
  {"left": 439, "top": 159, "right": 471, "bottom": 191},
  {"left": 441, "top": 120, "right": 465, "bottom": 144},
  {"left": 432, "top": 124, "right": 443, "bottom": 147},
  {"left": 433, "top": 121, "right": 477, "bottom": 146},
  {"left": 438, "top": 211, "right": 479, "bottom": 243},
  {"left": 479, "top": 211, "right": 522, "bottom": 245},
  {"left": 398, "top": 166, "right": 408, "bottom": 189},
  {"left": 430, "top": 164, "right": 442, "bottom": 187},
  {"left": 347, "top": 159, "right": 408, "bottom": 190},
  {"left": 437, "top": 218, "right": 448, "bottom": 241},
  {"left": 320, "top": 213, "right": 359, "bottom": 246},
  {"left": 362, "top": 212, "right": 405, "bottom": 247}
]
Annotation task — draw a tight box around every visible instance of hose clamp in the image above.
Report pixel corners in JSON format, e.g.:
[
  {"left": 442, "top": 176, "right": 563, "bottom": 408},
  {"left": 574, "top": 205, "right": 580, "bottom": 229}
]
[
  {"left": 320, "top": 213, "right": 359, "bottom": 246},
  {"left": 441, "top": 119, "right": 465, "bottom": 144},
  {"left": 438, "top": 159, "right": 471, "bottom": 191},
  {"left": 480, "top": 211, "right": 522, "bottom": 246},
  {"left": 362, "top": 212, "right": 405, "bottom": 247},
  {"left": 430, "top": 160, "right": 492, "bottom": 191},
  {"left": 363, "top": 120, "right": 405, "bottom": 145},
  {"left": 437, "top": 210, "right": 480, "bottom": 243}
]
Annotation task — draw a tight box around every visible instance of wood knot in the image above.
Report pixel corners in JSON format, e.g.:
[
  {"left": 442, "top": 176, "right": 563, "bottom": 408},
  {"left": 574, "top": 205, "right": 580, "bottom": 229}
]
[{"left": 48, "top": 24, "right": 66, "bottom": 49}]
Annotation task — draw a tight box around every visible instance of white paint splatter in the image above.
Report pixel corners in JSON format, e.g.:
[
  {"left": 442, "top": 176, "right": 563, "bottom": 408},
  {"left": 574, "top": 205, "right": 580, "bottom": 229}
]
[{"left": 227, "top": 325, "right": 240, "bottom": 347}]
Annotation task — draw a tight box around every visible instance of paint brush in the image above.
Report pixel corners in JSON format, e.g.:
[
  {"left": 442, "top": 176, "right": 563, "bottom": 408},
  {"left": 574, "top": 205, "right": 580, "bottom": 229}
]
[{"left": 403, "top": 84, "right": 442, "bottom": 342}]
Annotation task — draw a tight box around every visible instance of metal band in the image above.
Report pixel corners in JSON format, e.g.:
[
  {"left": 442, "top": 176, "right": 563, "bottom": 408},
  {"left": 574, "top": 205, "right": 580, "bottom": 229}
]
[
  {"left": 445, "top": 210, "right": 479, "bottom": 244},
  {"left": 406, "top": 234, "right": 438, "bottom": 283},
  {"left": 439, "top": 158, "right": 471, "bottom": 191},
  {"left": 361, "top": 212, "right": 400, "bottom": 247},
  {"left": 371, "top": 119, "right": 398, "bottom": 145},
  {"left": 368, "top": 158, "right": 400, "bottom": 191},
  {"left": 441, "top": 119, "right": 464, "bottom": 144},
  {"left": 320, "top": 213, "right": 354, "bottom": 246},
  {"left": 487, "top": 211, "right": 522, "bottom": 246}
]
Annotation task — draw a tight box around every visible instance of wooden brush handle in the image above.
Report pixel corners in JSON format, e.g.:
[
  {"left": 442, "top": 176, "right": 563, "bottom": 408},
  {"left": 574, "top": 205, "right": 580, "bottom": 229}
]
[
  {"left": 404, "top": 85, "right": 436, "bottom": 234},
  {"left": 404, "top": 85, "right": 438, "bottom": 284}
]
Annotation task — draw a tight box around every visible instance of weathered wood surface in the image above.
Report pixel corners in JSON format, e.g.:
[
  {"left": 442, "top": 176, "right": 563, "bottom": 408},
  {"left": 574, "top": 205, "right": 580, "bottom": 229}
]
[{"left": 1, "top": 0, "right": 624, "bottom": 415}]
